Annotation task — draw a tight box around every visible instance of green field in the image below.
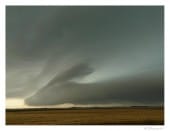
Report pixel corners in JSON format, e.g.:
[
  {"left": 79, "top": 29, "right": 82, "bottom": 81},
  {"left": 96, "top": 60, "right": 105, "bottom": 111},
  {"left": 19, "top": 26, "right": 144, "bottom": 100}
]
[{"left": 6, "top": 107, "right": 164, "bottom": 125}]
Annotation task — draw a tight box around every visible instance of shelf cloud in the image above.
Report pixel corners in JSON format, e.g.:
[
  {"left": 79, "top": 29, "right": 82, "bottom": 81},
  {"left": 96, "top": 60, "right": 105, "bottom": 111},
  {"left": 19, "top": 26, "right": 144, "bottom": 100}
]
[{"left": 6, "top": 6, "right": 164, "bottom": 107}]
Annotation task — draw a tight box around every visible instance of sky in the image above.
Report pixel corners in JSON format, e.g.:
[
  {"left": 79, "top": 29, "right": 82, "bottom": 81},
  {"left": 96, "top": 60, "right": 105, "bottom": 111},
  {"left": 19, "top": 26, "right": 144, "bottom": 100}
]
[{"left": 6, "top": 6, "right": 164, "bottom": 108}]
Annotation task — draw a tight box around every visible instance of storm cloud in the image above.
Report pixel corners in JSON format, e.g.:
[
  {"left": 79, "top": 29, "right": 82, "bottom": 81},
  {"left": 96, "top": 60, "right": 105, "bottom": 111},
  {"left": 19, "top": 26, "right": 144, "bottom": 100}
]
[{"left": 6, "top": 6, "right": 164, "bottom": 107}]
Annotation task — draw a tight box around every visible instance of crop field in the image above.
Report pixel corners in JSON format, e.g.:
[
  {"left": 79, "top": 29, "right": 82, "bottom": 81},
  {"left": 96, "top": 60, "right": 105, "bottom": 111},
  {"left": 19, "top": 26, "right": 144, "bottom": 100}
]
[{"left": 6, "top": 107, "right": 164, "bottom": 125}]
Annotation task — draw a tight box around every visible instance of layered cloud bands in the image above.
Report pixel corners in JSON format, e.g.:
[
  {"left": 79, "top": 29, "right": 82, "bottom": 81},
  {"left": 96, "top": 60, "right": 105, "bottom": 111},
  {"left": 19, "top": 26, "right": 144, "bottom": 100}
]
[{"left": 6, "top": 6, "right": 164, "bottom": 107}]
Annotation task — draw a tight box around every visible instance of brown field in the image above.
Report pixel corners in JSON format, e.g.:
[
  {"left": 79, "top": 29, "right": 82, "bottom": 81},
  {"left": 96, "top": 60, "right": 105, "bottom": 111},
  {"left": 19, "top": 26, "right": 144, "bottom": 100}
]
[{"left": 6, "top": 107, "right": 164, "bottom": 125}]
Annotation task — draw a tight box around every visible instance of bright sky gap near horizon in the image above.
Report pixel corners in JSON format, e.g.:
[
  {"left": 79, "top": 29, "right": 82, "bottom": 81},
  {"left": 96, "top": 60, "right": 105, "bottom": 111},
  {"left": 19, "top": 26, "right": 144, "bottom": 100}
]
[{"left": 6, "top": 6, "right": 164, "bottom": 109}]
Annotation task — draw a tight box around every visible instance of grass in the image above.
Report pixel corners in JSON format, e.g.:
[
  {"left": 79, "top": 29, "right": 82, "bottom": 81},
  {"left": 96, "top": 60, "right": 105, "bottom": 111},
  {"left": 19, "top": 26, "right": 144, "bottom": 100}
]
[{"left": 6, "top": 107, "right": 164, "bottom": 125}]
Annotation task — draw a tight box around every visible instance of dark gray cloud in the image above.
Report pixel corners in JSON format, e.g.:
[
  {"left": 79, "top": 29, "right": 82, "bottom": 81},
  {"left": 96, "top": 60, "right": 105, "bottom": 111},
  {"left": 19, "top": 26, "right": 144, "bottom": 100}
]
[
  {"left": 45, "top": 63, "right": 94, "bottom": 87},
  {"left": 6, "top": 6, "right": 164, "bottom": 107},
  {"left": 25, "top": 68, "right": 163, "bottom": 106}
]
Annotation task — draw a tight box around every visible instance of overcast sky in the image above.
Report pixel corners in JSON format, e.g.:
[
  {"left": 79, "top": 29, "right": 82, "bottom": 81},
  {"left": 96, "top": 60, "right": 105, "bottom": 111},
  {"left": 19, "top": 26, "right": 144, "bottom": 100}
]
[{"left": 6, "top": 6, "right": 164, "bottom": 108}]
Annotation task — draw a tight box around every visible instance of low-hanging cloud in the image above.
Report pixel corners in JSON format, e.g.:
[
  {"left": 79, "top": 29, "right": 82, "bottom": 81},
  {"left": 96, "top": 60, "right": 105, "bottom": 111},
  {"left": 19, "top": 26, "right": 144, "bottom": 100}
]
[{"left": 25, "top": 68, "right": 163, "bottom": 106}]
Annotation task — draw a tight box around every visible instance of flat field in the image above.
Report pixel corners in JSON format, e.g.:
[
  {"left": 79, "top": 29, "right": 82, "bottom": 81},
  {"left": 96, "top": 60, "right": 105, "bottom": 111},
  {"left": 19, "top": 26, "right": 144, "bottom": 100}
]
[{"left": 6, "top": 107, "right": 164, "bottom": 125}]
